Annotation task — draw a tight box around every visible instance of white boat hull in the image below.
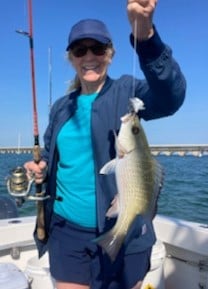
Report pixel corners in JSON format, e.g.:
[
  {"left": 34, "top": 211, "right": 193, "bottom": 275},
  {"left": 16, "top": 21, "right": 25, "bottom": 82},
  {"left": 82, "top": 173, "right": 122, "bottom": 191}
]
[
  {"left": 0, "top": 215, "right": 208, "bottom": 289},
  {"left": 153, "top": 215, "right": 208, "bottom": 289}
]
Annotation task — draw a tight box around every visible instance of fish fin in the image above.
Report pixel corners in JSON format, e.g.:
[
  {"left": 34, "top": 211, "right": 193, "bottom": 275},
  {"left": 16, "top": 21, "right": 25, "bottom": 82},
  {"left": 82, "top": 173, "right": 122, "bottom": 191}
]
[
  {"left": 94, "top": 229, "right": 125, "bottom": 262},
  {"left": 149, "top": 158, "right": 164, "bottom": 218},
  {"left": 106, "top": 195, "right": 120, "bottom": 218},
  {"left": 100, "top": 159, "right": 116, "bottom": 175}
]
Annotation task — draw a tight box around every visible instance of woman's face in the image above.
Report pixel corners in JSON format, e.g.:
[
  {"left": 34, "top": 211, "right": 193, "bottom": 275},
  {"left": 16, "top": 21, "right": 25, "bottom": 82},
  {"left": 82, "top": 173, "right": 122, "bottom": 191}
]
[{"left": 69, "top": 39, "right": 114, "bottom": 93}]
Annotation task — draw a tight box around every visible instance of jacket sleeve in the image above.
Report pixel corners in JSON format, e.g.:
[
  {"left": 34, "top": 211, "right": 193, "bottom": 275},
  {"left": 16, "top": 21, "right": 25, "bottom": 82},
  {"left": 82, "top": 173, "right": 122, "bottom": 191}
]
[{"left": 130, "top": 26, "right": 186, "bottom": 120}]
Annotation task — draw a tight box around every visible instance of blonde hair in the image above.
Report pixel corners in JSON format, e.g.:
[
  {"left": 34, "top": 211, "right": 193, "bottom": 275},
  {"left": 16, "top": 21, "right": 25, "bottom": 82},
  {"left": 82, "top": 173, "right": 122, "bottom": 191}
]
[
  {"left": 68, "top": 74, "right": 81, "bottom": 92},
  {"left": 66, "top": 45, "right": 115, "bottom": 92}
]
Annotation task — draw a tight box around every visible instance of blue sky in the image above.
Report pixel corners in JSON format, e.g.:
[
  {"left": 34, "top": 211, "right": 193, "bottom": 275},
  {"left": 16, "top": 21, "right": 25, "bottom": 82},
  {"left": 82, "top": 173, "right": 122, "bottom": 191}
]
[{"left": 0, "top": 0, "right": 208, "bottom": 147}]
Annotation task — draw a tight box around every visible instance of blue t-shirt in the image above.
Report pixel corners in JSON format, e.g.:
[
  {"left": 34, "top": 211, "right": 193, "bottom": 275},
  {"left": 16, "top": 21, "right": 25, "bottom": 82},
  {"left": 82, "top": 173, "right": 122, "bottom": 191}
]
[{"left": 54, "top": 92, "right": 98, "bottom": 228}]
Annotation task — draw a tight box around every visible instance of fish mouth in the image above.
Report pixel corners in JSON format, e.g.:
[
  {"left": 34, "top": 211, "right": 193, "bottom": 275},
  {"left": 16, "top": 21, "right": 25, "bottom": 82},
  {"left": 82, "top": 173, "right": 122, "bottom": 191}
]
[
  {"left": 121, "top": 113, "right": 133, "bottom": 123},
  {"left": 121, "top": 112, "right": 137, "bottom": 123}
]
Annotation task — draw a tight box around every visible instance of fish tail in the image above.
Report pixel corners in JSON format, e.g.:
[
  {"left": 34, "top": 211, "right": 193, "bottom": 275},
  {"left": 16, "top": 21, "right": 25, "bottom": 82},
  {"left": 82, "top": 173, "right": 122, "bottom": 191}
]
[{"left": 94, "top": 229, "right": 125, "bottom": 262}]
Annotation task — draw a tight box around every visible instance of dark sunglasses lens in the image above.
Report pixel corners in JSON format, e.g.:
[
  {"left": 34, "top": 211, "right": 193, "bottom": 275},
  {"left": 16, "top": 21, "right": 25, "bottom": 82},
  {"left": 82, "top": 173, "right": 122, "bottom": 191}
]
[
  {"left": 71, "top": 44, "right": 108, "bottom": 57},
  {"left": 91, "top": 45, "right": 107, "bottom": 56},
  {"left": 71, "top": 46, "right": 88, "bottom": 57}
]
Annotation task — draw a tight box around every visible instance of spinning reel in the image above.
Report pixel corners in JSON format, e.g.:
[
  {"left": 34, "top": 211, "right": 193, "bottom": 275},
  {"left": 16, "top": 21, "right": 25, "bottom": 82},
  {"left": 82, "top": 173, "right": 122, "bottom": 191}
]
[{"left": 7, "top": 166, "right": 49, "bottom": 207}]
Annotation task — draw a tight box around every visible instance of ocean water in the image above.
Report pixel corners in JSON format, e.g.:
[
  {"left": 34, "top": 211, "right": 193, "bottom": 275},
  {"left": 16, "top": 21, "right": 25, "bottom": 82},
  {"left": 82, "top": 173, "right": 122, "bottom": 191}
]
[{"left": 0, "top": 153, "right": 208, "bottom": 224}]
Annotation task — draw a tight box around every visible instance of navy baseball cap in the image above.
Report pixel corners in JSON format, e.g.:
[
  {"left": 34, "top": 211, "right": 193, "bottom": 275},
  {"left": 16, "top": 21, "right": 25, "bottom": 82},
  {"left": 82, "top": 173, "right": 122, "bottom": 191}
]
[{"left": 66, "top": 19, "right": 112, "bottom": 51}]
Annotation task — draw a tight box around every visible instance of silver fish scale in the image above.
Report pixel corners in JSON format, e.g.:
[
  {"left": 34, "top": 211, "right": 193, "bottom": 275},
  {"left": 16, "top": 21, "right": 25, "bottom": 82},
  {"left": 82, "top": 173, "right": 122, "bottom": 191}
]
[{"left": 115, "top": 149, "right": 154, "bottom": 215}]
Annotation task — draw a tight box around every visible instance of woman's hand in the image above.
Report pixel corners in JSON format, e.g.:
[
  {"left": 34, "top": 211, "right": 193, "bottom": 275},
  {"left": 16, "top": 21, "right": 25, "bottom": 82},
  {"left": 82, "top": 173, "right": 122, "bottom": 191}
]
[
  {"left": 127, "top": 0, "right": 157, "bottom": 41},
  {"left": 24, "top": 160, "right": 48, "bottom": 184}
]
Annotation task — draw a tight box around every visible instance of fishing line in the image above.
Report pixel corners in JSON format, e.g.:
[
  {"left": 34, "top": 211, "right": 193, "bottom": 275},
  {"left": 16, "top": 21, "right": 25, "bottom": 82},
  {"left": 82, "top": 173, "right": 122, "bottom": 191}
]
[
  {"left": 131, "top": 19, "right": 138, "bottom": 99},
  {"left": 128, "top": 18, "right": 138, "bottom": 114}
]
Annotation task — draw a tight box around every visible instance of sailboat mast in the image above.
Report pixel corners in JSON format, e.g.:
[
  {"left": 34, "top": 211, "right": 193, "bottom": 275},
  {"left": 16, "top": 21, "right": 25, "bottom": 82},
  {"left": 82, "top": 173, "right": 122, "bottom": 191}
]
[{"left": 48, "top": 47, "right": 52, "bottom": 114}]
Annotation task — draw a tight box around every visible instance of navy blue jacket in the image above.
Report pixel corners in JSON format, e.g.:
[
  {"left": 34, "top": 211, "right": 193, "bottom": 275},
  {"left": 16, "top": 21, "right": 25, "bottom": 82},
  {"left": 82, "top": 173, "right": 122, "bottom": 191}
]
[{"left": 35, "top": 28, "right": 186, "bottom": 257}]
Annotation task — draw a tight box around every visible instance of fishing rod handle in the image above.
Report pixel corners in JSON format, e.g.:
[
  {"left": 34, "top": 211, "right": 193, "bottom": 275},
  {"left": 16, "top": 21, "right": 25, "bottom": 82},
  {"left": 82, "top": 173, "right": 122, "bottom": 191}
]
[
  {"left": 36, "top": 187, "right": 46, "bottom": 240},
  {"left": 33, "top": 145, "right": 46, "bottom": 241}
]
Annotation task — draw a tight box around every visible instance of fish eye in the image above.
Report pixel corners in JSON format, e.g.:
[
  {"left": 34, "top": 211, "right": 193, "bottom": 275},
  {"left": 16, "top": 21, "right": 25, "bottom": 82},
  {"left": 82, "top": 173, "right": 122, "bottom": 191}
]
[{"left": 131, "top": 125, "right": 140, "bottom": 135}]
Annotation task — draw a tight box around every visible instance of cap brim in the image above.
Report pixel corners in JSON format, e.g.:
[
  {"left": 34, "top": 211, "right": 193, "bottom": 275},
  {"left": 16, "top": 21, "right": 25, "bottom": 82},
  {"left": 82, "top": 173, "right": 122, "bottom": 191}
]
[{"left": 66, "top": 34, "right": 111, "bottom": 51}]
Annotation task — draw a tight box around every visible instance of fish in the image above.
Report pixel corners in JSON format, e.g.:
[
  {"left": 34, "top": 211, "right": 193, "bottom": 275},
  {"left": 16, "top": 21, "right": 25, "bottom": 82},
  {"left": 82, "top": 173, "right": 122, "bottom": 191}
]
[{"left": 95, "top": 97, "right": 163, "bottom": 262}]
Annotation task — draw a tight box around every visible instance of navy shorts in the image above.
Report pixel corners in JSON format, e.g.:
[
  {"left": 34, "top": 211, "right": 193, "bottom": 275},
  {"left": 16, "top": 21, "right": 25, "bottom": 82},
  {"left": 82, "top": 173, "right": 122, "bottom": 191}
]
[{"left": 48, "top": 213, "right": 151, "bottom": 289}]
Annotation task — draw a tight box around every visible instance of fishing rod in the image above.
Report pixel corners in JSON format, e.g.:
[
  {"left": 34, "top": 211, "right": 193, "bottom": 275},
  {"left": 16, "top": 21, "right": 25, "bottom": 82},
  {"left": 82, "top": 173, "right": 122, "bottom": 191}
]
[
  {"left": 7, "top": 0, "right": 47, "bottom": 241},
  {"left": 27, "top": 0, "right": 47, "bottom": 241}
]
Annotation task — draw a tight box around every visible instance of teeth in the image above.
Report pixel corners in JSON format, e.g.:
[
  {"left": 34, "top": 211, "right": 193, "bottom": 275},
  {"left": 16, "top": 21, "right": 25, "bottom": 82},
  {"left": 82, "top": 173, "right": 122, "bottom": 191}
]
[{"left": 83, "top": 65, "right": 97, "bottom": 70}]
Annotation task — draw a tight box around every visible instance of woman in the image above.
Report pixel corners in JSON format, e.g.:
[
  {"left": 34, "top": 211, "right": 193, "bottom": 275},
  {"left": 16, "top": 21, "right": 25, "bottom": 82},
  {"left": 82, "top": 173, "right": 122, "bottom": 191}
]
[{"left": 24, "top": 0, "right": 186, "bottom": 288}]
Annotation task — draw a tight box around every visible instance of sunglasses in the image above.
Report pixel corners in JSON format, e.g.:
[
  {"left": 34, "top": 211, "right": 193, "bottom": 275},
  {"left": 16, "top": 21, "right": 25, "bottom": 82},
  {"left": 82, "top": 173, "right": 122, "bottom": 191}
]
[{"left": 70, "top": 43, "right": 109, "bottom": 57}]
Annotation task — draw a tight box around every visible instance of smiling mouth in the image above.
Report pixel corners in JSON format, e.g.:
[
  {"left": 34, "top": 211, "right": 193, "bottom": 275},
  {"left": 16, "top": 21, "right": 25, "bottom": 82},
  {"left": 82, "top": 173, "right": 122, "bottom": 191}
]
[{"left": 82, "top": 64, "right": 99, "bottom": 71}]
